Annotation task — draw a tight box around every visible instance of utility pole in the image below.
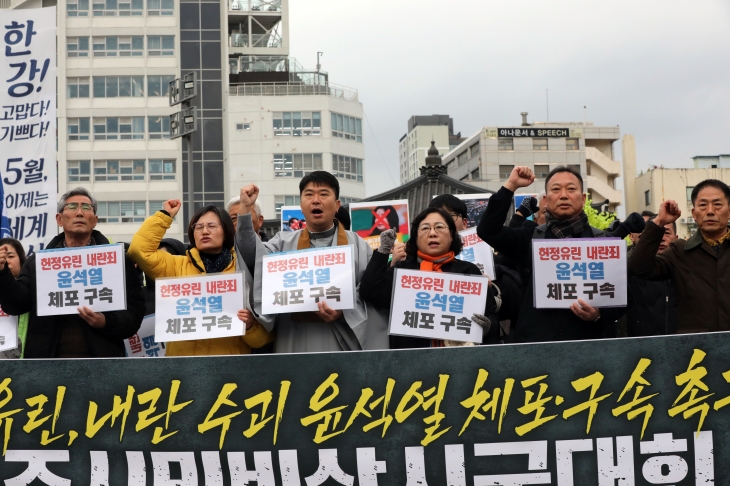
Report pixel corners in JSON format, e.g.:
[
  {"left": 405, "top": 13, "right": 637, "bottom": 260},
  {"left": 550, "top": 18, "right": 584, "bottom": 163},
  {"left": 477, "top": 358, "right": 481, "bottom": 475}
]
[{"left": 169, "top": 72, "right": 197, "bottom": 236}]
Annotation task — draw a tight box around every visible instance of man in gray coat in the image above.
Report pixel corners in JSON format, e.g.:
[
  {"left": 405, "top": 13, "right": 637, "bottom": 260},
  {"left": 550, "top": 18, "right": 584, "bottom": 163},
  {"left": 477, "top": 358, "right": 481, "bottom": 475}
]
[{"left": 236, "top": 171, "right": 387, "bottom": 353}]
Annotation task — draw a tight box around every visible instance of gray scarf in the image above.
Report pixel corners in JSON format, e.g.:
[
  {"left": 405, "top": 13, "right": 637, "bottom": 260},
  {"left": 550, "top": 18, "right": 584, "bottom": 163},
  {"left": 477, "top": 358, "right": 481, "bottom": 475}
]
[{"left": 545, "top": 210, "right": 590, "bottom": 238}]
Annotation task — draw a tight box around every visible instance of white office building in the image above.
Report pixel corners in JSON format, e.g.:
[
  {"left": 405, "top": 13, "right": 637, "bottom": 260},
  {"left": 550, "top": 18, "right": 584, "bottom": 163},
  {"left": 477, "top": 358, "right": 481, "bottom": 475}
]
[
  {"left": 6, "top": 0, "right": 364, "bottom": 241},
  {"left": 442, "top": 114, "right": 624, "bottom": 212},
  {"left": 399, "top": 115, "right": 463, "bottom": 184},
  {"left": 6, "top": 0, "right": 185, "bottom": 242},
  {"left": 225, "top": 0, "right": 365, "bottom": 226}
]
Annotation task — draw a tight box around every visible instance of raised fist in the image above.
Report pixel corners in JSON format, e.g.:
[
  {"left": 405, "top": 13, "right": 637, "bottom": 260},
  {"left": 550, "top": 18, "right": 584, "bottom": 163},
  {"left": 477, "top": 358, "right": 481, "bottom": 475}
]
[
  {"left": 505, "top": 166, "right": 535, "bottom": 192},
  {"left": 239, "top": 184, "right": 259, "bottom": 214},
  {"left": 655, "top": 200, "right": 681, "bottom": 226},
  {"left": 163, "top": 199, "right": 182, "bottom": 218},
  {"left": 0, "top": 245, "right": 7, "bottom": 271}
]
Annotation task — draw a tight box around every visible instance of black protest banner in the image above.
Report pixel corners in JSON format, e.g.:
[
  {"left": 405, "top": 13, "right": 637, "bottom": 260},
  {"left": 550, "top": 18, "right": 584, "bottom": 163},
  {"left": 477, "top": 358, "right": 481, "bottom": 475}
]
[{"left": 1, "top": 332, "right": 730, "bottom": 484}]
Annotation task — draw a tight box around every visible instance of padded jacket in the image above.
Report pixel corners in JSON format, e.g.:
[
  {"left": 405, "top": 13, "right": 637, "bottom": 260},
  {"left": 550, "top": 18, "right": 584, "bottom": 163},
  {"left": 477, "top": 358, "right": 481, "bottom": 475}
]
[{"left": 128, "top": 211, "right": 273, "bottom": 356}]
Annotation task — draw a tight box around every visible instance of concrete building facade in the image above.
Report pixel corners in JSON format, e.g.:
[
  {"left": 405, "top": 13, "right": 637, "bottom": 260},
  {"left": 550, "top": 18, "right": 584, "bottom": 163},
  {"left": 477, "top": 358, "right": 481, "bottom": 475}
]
[
  {"left": 441, "top": 116, "right": 624, "bottom": 212},
  {"left": 48, "top": 0, "right": 183, "bottom": 242},
  {"left": 399, "top": 115, "right": 463, "bottom": 184},
  {"left": 7, "top": 0, "right": 364, "bottom": 240},
  {"left": 225, "top": 0, "right": 366, "bottom": 224},
  {"left": 635, "top": 155, "right": 730, "bottom": 238}
]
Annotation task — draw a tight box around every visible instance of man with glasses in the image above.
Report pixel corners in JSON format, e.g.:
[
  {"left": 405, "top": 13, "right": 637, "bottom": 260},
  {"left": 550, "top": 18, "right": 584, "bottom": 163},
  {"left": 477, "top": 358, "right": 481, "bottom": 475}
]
[
  {"left": 430, "top": 194, "right": 468, "bottom": 231},
  {"left": 0, "top": 188, "right": 145, "bottom": 358}
]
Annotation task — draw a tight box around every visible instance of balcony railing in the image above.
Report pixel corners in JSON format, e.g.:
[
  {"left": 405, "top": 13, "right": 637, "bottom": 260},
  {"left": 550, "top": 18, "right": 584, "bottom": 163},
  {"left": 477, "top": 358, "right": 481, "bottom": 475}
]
[
  {"left": 229, "top": 0, "right": 281, "bottom": 12},
  {"left": 230, "top": 82, "right": 359, "bottom": 102},
  {"left": 229, "top": 34, "right": 248, "bottom": 47}
]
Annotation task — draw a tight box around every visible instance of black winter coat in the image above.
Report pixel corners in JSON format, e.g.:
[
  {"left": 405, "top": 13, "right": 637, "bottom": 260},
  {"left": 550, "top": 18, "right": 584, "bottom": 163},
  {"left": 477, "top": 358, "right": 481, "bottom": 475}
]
[
  {"left": 478, "top": 187, "right": 625, "bottom": 343},
  {"left": 0, "top": 230, "right": 146, "bottom": 358},
  {"left": 625, "top": 273, "right": 677, "bottom": 337},
  {"left": 360, "top": 251, "right": 500, "bottom": 349}
]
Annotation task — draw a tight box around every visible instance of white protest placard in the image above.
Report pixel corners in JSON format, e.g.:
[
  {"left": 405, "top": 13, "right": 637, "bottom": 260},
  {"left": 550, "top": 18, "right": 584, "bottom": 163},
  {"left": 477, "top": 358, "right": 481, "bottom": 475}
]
[
  {"left": 262, "top": 246, "right": 355, "bottom": 315},
  {"left": 124, "top": 314, "right": 166, "bottom": 357},
  {"left": 0, "top": 306, "right": 18, "bottom": 352},
  {"left": 389, "top": 268, "right": 488, "bottom": 344},
  {"left": 532, "top": 238, "right": 627, "bottom": 309},
  {"left": 35, "top": 243, "right": 127, "bottom": 316},
  {"left": 155, "top": 272, "right": 245, "bottom": 343},
  {"left": 456, "top": 227, "right": 496, "bottom": 280},
  {"left": 0, "top": 7, "right": 57, "bottom": 254}
]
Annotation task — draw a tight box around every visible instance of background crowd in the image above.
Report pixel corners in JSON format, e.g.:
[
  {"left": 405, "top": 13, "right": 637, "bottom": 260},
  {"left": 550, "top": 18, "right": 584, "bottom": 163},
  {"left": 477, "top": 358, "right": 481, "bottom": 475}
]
[{"left": 0, "top": 166, "right": 728, "bottom": 359}]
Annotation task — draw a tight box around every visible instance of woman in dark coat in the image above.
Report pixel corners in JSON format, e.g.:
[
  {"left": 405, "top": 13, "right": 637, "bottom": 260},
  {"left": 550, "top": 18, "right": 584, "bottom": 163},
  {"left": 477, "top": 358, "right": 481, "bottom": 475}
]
[{"left": 360, "top": 207, "right": 499, "bottom": 349}]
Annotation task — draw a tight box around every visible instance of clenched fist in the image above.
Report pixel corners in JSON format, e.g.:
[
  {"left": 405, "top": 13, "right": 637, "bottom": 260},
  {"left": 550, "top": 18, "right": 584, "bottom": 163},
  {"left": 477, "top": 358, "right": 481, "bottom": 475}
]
[
  {"left": 163, "top": 199, "right": 182, "bottom": 218},
  {"left": 655, "top": 200, "right": 681, "bottom": 227},
  {"left": 504, "top": 166, "right": 535, "bottom": 192},
  {"left": 239, "top": 185, "right": 259, "bottom": 214}
]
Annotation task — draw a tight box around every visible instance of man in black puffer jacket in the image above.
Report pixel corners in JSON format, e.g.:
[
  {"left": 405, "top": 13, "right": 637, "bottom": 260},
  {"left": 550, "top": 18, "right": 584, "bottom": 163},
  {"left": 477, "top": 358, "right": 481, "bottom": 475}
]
[
  {"left": 0, "top": 188, "right": 145, "bottom": 358},
  {"left": 624, "top": 220, "right": 678, "bottom": 336}
]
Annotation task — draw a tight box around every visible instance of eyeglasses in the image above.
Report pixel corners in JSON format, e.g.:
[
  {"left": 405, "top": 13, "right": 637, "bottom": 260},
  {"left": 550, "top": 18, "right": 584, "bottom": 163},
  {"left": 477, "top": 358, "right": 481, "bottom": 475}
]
[
  {"left": 63, "top": 202, "right": 94, "bottom": 213},
  {"left": 192, "top": 222, "right": 221, "bottom": 232},
  {"left": 418, "top": 223, "right": 450, "bottom": 234},
  {"left": 446, "top": 212, "right": 462, "bottom": 221}
]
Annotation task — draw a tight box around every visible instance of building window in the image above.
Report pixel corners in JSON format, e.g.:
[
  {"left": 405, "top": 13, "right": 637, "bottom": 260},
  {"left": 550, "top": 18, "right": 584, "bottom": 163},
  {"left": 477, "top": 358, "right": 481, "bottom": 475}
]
[
  {"left": 645, "top": 190, "right": 651, "bottom": 207},
  {"left": 332, "top": 154, "right": 363, "bottom": 182},
  {"left": 534, "top": 164, "right": 550, "bottom": 179},
  {"left": 93, "top": 36, "right": 144, "bottom": 57},
  {"left": 67, "top": 77, "right": 90, "bottom": 98},
  {"left": 93, "top": 117, "right": 145, "bottom": 140},
  {"left": 92, "top": 0, "right": 143, "bottom": 16},
  {"left": 148, "top": 116, "right": 171, "bottom": 139},
  {"left": 471, "top": 168, "right": 480, "bottom": 180},
  {"left": 149, "top": 159, "right": 176, "bottom": 180},
  {"left": 147, "top": 0, "right": 174, "bottom": 15},
  {"left": 498, "top": 138, "right": 513, "bottom": 151},
  {"left": 67, "top": 0, "right": 89, "bottom": 16},
  {"left": 94, "top": 160, "right": 145, "bottom": 181},
  {"left": 566, "top": 138, "right": 579, "bottom": 150},
  {"left": 93, "top": 76, "right": 144, "bottom": 98},
  {"left": 457, "top": 151, "right": 468, "bottom": 167},
  {"left": 149, "top": 200, "right": 166, "bottom": 213},
  {"left": 97, "top": 201, "right": 146, "bottom": 223},
  {"left": 236, "top": 123, "right": 251, "bottom": 130},
  {"left": 67, "top": 160, "right": 91, "bottom": 182},
  {"left": 499, "top": 165, "right": 514, "bottom": 179},
  {"left": 469, "top": 142, "right": 480, "bottom": 159},
  {"left": 331, "top": 113, "right": 362, "bottom": 142},
  {"left": 275, "top": 195, "right": 298, "bottom": 217},
  {"left": 567, "top": 164, "right": 581, "bottom": 174},
  {"left": 686, "top": 186, "right": 694, "bottom": 203},
  {"left": 147, "top": 75, "right": 175, "bottom": 97},
  {"left": 147, "top": 36, "right": 175, "bottom": 56},
  {"left": 341, "top": 197, "right": 361, "bottom": 205},
  {"left": 68, "top": 118, "right": 90, "bottom": 141},
  {"left": 533, "top": 138, "right": 548, "bottom": 151},
  {"left": 274, "top": 153, "right": 323, "bottom": 178},
  {"left": 67, "top": 37, "right": 90, "bottom": 57},
  {"left": 273, "top": 112, "right": 321, "bottom": 136}
]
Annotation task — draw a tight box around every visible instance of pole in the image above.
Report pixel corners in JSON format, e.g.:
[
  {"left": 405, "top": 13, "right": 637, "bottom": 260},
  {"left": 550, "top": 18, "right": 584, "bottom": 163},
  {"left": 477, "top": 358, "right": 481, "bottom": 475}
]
[{"left": 186, "top": 132, "right": 194, "bottom": 228}]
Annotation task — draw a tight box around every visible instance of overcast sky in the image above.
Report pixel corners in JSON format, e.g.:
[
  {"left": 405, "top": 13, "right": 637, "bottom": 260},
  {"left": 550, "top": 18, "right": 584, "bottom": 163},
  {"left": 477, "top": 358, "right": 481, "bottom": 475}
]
[{"left": 289, "top": 0, "right": 730, "bottom": 197}]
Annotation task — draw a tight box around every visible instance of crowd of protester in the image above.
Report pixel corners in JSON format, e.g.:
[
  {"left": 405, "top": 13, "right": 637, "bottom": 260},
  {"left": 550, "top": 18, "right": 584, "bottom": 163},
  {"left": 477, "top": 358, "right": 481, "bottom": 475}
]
[{"left": 0, "top": 166, "right": 728, "bottom": 359}]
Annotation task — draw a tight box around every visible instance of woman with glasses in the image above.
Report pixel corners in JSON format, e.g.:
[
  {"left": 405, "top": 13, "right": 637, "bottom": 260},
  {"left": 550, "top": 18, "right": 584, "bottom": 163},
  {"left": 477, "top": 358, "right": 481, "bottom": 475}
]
[
  {"left": 360, "top": 207, "right": 499, "bottom": 349},
  {"left": 128, "top": 199, "right": 273, "bottom": 356}
]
